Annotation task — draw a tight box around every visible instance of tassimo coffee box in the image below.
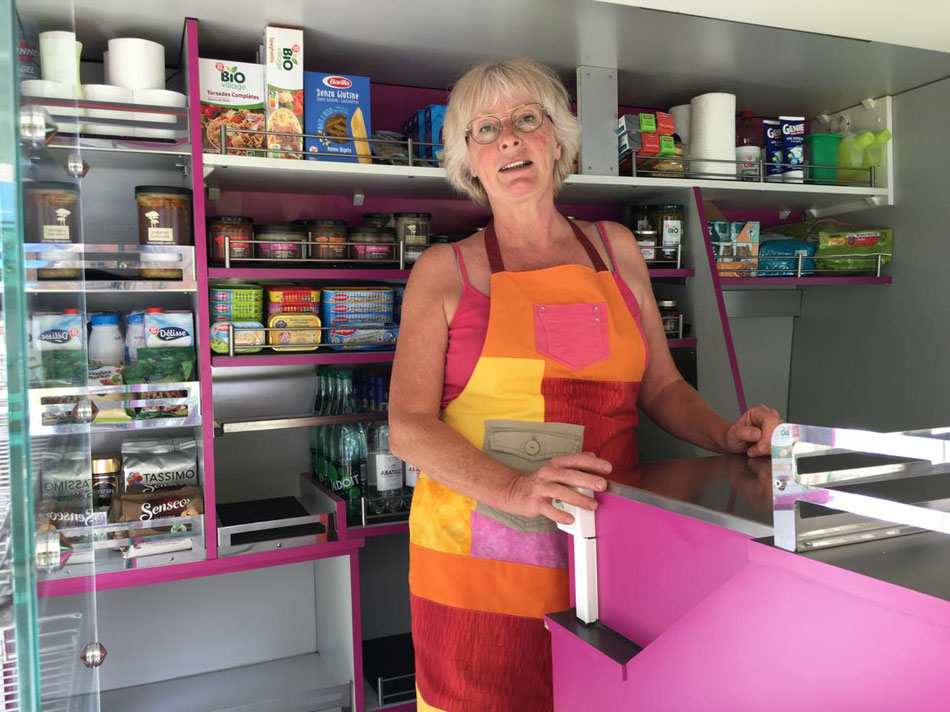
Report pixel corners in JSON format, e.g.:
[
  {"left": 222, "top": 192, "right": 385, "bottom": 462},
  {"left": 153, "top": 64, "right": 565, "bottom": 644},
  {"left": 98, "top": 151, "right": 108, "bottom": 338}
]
[{"left": 304, "top": 72, "right": 372, "bottom": 164}]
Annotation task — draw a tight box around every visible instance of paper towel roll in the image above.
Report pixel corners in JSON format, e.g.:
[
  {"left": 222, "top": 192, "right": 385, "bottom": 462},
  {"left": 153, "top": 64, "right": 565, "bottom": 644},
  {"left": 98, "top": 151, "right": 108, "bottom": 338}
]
[
  {"left": 20, "top": 79, "right": 83, "bottom": 118},
  {"left": 689, "top": 92, "right": 736, "bottom": 178},
  {"left": 669, "top": 104, "right": 690, "bottom": 145},
  {"left": 39, "top": 31, "right": 79, "bottom": 86},
  {"left": 133, "top": 89, "right": 186, "bottom": 139},
  {"left": 103, "top": 51, "right": 111, "bottom": 84},
  {"left": 82, "top": 84, "right": 133, "bottom": 136},
  {"left": 107, "top": 38, "right": 165, "bottom": 91}
]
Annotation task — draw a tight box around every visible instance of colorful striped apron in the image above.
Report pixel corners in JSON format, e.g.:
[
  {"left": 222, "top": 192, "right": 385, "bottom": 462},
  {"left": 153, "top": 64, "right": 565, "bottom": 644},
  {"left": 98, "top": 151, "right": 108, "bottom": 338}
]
[{"left": 409, "top": 219, "right": 647, "bottom": 711}]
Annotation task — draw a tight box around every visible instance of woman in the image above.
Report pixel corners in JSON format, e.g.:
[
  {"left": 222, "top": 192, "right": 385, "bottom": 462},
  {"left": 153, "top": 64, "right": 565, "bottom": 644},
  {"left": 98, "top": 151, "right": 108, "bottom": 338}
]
[{"left": 389, "top": 58, "right": 779, "bottom": 712}]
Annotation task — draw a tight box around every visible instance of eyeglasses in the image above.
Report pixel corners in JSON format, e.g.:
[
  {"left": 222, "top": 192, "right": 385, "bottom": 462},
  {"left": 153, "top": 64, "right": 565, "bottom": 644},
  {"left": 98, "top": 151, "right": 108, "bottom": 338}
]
[{"left": 465, "top": 102, "right": 549, "bottom": 145}]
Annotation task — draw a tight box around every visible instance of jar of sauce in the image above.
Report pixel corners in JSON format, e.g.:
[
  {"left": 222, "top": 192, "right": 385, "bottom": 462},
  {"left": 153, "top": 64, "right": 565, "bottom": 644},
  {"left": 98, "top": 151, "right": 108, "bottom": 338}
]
[
  {"left": 308, "top": 219, "right": 348, "bottom": 261},
  {"left": 363, "top": 212, "right": 395, "bottom": 229},
  {"left": 135, "top": 186, "right": 193, "bottom": 245},
  {"left": 657, "top": 300, "right": 681, "bottom": 338},
  {"left": 394, "top": 212, "right": 431, "bottom": 248},
  {"left": 255, "top": 224, "right": 306, "bottom": 261},
  {"left": 648, "top": 204, "right": 684, "bottom": 250},
  {"left": 350, "top": 227, "right": 395, "bottom": 262},
  {"left": 634, "top": 229, "right": 658, "bottom": 263},
  {"left": 24, "top": 181, "right": 79, "bottom": 243},
  {"left": 208, "top": 216, "right": 254, "bottom": 262},
  {"left": 628, "top": 204, "right": 651, "bottom": 232}
]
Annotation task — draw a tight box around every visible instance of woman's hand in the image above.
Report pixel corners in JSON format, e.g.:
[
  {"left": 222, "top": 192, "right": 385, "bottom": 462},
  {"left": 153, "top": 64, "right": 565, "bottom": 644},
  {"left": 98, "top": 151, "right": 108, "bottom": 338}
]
[
  {"left": 504, "top": 453, "right": 611, "bottom": 525},
  {"left": 723, "top": 405, "right": 782, "bottom": 457}
]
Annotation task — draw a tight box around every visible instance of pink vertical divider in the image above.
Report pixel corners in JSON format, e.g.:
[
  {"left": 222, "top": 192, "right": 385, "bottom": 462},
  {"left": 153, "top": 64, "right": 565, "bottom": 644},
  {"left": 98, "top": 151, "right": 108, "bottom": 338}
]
[
  {"left": 185, "top": 18, "right": 217, "bottom": 559},
  {"left": 692, "top": 187, "right": 747, "bottom": 414},
  {"left": 349, "top": 552, "right": 365, "bottom": 712}
]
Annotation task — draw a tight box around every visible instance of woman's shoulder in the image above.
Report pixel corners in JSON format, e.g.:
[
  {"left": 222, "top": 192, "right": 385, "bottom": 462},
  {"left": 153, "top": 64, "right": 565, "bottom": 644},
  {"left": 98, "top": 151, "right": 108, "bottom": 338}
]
[{"left": 576, "top": 219, "right": 649, "bottom": 279}]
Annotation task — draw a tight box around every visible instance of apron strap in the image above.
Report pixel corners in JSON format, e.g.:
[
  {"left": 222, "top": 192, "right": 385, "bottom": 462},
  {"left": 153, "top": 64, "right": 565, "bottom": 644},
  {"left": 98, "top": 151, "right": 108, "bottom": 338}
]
[{"left": 484, "top": 218, "right": 609, "bottom": 274}]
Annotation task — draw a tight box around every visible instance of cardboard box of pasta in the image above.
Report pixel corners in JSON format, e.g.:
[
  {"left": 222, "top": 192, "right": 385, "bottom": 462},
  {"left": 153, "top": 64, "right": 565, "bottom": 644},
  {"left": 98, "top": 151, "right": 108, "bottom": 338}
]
[
  {"left": 198, "top": 59, "right": 266, "bottom": 157},
  {"left": 262, "top": 26, "right": 304, "bottom": 159},
  {"left": 303, "top": 71, "right": 372, "bottom": 164}
]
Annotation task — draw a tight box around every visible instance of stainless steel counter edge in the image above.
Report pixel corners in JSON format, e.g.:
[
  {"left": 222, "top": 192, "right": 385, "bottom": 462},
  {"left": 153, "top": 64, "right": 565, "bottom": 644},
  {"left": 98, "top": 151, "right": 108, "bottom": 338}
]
[{"left": 605, "top": 481, "right": 773, "bottom": 539}]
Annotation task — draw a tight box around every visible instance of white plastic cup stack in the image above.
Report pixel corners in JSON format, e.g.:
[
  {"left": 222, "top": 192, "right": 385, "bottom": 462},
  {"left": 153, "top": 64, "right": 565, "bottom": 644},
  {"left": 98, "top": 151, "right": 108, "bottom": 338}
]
[
  {"left": 107, "top": 38, "right": 166, "bottom": 91},
  {"left": 133, "top": 89, "right": 187, "bottom": 139},
  {"left": 81, "top": 84, "right": 133, "bottom": 136},
  {"left": 689, "top": 92, "right": 736, "bottom": 179}
]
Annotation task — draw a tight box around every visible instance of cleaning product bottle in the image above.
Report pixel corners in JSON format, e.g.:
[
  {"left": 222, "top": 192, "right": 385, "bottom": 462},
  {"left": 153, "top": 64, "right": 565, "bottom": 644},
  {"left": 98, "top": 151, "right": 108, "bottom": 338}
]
[
  {"left": 861, "top": 130, "right": 892, "bottom": 185},
  {"left": 837, "top": 131, "right": 874, "bottom": 183},
  {"left": 735, "top": 110, "right": 761, "bottom": 181}
]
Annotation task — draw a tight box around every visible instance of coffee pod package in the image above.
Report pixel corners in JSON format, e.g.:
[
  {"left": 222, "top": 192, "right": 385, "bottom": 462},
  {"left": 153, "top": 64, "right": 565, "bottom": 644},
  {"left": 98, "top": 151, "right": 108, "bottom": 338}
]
[{"left": 121, "top": 435, "right": 198, "bottom": 493}]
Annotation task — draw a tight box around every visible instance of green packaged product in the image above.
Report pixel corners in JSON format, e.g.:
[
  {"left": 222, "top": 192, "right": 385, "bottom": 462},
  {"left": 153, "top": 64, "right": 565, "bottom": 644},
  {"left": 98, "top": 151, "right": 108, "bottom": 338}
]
[
  {"left": 123, "top": 347, "right": 196, "bottom": 384},
  {"left": 38, "top": 351, "right": 86, "bottom": 387},
  {"left": 816, "top": 227, "right": 893, "bottom": 272}
]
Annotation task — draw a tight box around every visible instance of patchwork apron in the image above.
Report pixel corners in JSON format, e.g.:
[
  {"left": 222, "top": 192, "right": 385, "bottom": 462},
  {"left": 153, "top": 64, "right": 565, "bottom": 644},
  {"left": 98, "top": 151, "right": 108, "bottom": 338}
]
[{"left": 410, "top": 219, "right": 647, "bottom": 711}]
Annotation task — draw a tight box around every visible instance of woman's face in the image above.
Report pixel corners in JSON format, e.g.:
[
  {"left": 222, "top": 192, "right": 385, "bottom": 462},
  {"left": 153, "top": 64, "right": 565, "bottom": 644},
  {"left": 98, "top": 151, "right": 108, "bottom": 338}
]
[{"left": 466, "top": 92, "right": 561, "bottom": 206}]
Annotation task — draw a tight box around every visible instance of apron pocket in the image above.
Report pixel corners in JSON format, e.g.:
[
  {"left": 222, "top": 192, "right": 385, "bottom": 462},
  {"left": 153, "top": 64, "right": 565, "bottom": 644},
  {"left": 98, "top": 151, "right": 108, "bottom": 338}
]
[
  {"left": 477, "top": 420, "right": 585, "bottom": 533},
  {"left": 534, "top": 302, "right": 609, "bottom": 370}
]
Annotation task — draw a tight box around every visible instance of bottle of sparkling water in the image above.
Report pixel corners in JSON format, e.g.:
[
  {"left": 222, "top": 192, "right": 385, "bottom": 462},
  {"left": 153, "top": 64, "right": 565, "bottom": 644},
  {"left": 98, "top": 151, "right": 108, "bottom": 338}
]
[
  {"left": 328, "top": 371, "right": 367, "bottom": 525},
  {"left": 312, "top": 368, "right": 340, "bottom": 484},
  {"left": 368, "top": 419, "right": 403, "bottom": 514}
]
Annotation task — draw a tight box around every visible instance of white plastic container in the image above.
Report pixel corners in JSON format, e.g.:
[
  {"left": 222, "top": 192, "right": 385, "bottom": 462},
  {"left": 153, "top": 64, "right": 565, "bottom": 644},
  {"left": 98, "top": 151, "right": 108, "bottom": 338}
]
[
  {"left": 125, "top": 311, "right": 146, "bottom": 364},
  {"left": 88, "top": 312, "right": 124, "bottom": 366}
]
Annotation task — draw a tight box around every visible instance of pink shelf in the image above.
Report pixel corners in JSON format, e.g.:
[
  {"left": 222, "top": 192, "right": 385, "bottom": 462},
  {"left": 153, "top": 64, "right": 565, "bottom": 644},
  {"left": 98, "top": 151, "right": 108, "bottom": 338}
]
[
  {"left": 667, "top": 338, "right": 697, "bottom": 349},
  {"left": 36, "top": 538, "right": 364, "bottom": 598},
  {"left": 212, "top": 351, "right": 396, "bottom": 367},
  {"left": 209, "top": 267, "right": 411, "bottom": 281},
  {"left": 719, "top": 276, "right": 892, "bottom": 287},
  {"left": 648, "top": 268, "right": 694, "bottom": 278},
  {"left": 347, "top": 521, "right": 409, "bottom": 539}
]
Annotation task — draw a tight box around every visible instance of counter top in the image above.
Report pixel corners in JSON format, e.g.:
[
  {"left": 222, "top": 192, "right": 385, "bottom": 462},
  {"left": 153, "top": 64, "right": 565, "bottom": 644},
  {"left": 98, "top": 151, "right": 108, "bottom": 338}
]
[
  {"left": 606, "top": 454, "right": 774, "bottom": 538},
  {"left": 609, "top": 454, "right": 950, "bottom": 602}
]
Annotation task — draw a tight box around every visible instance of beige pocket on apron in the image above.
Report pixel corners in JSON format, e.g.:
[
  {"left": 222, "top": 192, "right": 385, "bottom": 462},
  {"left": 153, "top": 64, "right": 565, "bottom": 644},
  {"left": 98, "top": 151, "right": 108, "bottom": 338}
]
[{"left": 477, "top": 419, "right": 585, "bottom": 533}]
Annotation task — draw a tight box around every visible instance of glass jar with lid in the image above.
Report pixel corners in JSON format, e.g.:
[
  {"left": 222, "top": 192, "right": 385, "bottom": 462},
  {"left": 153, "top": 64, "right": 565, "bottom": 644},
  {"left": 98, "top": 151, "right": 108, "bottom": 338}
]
[
  {"left": 350, "top": 227, "right": 395, "bottom": 262},
  {"left": 24, "top": 181, "right": 80, "bottom": 244},
  {"left": 208, "top": 216, "right": 254, "bottom": 262},
  {"left": 255, "top": 224, "right": 306, "bottom": 261},
  {"left": 308, "top": 219, "right": 349, "bottom": 261},
  {"left": 657, "top": 300, "right": 681, "bottom": 338},
  {"left": 628, "top": 204, "right": 651, "bottom": 232},
  {"left": 634, "top": 229, "right": 658, "bottom": 263},
  {"left": 363, "top": 212, "right": 395, "bottom": 229},
  {"left": 135, "top": 186, "right": 193, "bottom": 245},
  {"left": 647, "top": 204, "right": 684, "bottom": 250},
  {"left": 91, "top": 454, "right": 120, "bottom": 509},
  {"left": 394, "top": 212, "right": 431, "bottom": 248}
]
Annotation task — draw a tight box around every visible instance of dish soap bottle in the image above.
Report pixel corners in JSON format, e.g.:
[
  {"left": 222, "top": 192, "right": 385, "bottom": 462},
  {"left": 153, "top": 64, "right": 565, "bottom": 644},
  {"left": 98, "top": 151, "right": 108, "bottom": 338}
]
[
  {"left": 861, "top": 130, "right": 892, "bottom": 183},
  {"left": 837, "top": 131, "right": 874, "bottom": 183}
]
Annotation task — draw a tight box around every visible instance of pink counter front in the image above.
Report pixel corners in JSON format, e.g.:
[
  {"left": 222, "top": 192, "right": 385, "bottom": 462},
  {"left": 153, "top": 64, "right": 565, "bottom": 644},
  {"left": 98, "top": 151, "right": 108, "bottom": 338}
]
[{"left": 547, "top": 456, "right": 950, "bottom": 711}]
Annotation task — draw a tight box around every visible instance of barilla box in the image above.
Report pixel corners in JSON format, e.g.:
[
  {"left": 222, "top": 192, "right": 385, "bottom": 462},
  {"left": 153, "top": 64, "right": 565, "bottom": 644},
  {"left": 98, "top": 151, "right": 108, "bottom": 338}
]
[
  {"left": 304, "top": 72, "right": 372, "bottom": 164},
  {"left": 424, "top": 104, "right": 446, "bottom": 162},
  {"left": 717, "top": 221, "right": 760, "bottom": 278},
  {"left": 199, "top": 59, "right": 265, "bottom": 157},
  {"left": 263, "top": 26, "right": 304, "bottom": 159},
  {"left": 403, "top": 109, "right": 425, "bottom": 159}
]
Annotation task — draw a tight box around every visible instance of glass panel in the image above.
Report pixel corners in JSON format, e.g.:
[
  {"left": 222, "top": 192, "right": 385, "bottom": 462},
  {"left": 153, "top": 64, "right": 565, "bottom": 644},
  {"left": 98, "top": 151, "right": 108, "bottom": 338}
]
[{"left": 4, "top": 0, "right": 104, "bottom": 708}]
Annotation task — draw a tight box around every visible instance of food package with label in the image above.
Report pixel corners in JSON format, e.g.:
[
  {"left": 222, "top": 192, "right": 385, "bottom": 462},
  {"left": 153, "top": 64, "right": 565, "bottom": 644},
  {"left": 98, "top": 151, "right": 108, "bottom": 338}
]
[
  {"left": 40, "top": 438, "right": 91, "bottom": 501},
  {"left": 304, "top": 71, "right": 372, "bottom": 164},
  {"left": 267, "top": 285, "right": 320, "bottom": 305},
  {"left": 714, "top": 221, "right": 760, "bottom": 278},
  {"left": 262, "top": 26, "right": 304, "bottom": 159},
  {"left": 210, "top": 320, "right": 265, "bottom": 354},
  {"left": 110, "top": 486, "right": 204, "bottom": 539},
  {"left": 758, "top": 238, "right": 816, "bottom": 277},
  {"left": 267, "top": 313, "right": 322, "bottom": 351},
  {"left": 121, "top": 436, "right": 199, "bottom": 494},
  {"left": 32, "top": 310, "right": 85, "bottom": 386},
  {"left": 199, "top": 58, "right": 266, "bottom": 156},
  {"left": 403, "top": 108, "right": 425, "bottom": 160},
  {"left": 816, "top": 225, "right": 893, "bottom": 272},
  {"left": 144, "top": 310, "right": 195, "bottom": 348},
  {"left": 327, "top": 324, "right": 399, "bottom": 351}
]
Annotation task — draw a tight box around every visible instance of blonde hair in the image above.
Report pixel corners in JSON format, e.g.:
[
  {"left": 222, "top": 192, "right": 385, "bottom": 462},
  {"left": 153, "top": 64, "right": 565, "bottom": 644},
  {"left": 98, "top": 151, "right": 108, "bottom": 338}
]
[{"left": 443, "top": 58, "right": 580, "bottom": 206}]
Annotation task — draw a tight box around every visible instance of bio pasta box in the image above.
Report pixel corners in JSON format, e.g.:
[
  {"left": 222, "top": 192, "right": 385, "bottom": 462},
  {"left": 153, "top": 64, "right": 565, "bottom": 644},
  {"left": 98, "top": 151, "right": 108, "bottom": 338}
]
[
  {"left": 199, "top": 59, "right": 266, "bottom": 157},
  {"left": 263, "top": 26, "right": 304, "bottom": 159},
  {"left": 304, "top": 72, "right": 372, "bottom": 164}
]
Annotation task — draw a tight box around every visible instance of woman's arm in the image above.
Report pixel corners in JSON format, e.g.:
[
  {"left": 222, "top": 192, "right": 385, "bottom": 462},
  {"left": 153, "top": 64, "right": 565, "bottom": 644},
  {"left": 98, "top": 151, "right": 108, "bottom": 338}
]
[
  {"left": 388, "top": 245, "right": 609, "bottom": 522},
  {"left": 600, "top": 221, "right": 779, "bottom": 456}
]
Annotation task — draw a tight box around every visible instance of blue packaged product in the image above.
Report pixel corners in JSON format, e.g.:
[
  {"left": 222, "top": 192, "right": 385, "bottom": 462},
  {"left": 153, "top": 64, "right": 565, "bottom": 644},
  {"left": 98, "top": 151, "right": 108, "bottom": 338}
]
[
  {"left": 304, "top": 72, "right": 372, "bottom": 164},
  {"left": 402, "top": 109, "right": 425, "bottom": 160},
  {"left": 424, "top": 104, "right": 446, "bottom": 162},
  {"left": 327, "top": 325, "right": 398, "bottom": 351},
  {"left": 780, "top": 116, "right": 806, "bottom": 183},
  {"left": 758, "top": 239, "right": 816, "bottom": 277},
  {"left": 763, "top": 119, "right": 783, "bottom": 182}
]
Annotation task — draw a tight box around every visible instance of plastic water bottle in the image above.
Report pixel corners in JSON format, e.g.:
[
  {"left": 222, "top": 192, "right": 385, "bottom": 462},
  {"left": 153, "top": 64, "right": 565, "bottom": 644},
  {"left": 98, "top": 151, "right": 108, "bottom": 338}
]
[
  {"left": 124, "top": 311, "right": 146, "bottom": 364},
  {"left": 736, "top": 110, "right": 762, "bottom": 181}
]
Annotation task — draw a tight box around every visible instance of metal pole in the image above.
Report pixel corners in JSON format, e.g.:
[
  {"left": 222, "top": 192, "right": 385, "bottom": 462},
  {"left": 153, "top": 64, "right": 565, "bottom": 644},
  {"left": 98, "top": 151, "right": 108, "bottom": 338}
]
[
  {"left": 220, "top": 124, "right": 227, "bottom": 155},
  {"left": 797, "top": 253, "right": 803, "bottom": 278},
  {"left": 224, "top": 235, "right": 231, "bottom": 269},
  {"left": 227, "top": 323, "right": 235, "bottom": 357}
]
